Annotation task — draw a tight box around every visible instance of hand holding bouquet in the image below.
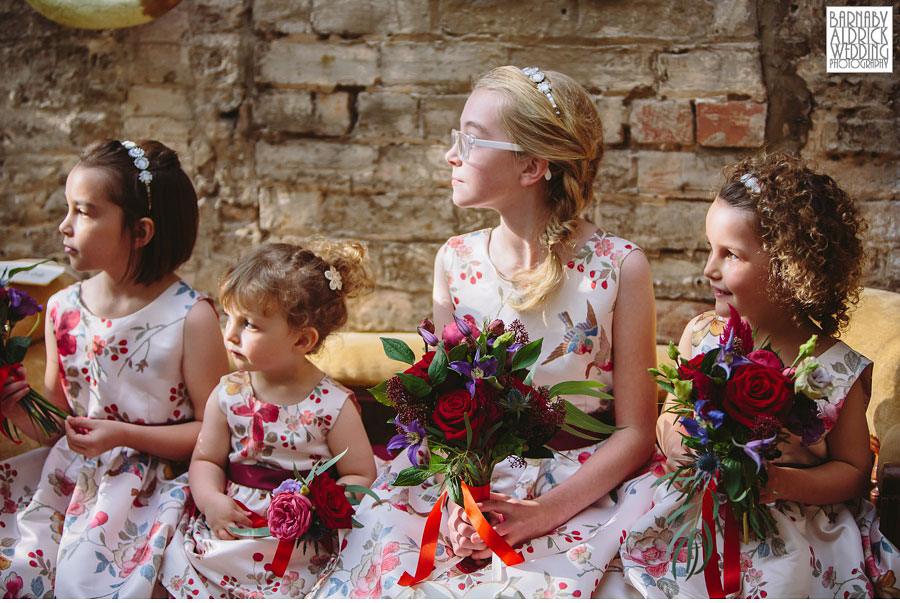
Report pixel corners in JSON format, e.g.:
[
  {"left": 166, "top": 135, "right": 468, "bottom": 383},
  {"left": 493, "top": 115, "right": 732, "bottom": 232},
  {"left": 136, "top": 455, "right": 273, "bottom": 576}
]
[
  {"left": 370, "top": 315, "right": 616, "bottom": 583},
  {"left": 651, "top": 305, "right": 828, "bottom": 584},
  {"left": 231, "top": 450, "right": 379, "bottom": 577},
  {"left": 0, "top": 262, "right": 69, "bottom": 443}
]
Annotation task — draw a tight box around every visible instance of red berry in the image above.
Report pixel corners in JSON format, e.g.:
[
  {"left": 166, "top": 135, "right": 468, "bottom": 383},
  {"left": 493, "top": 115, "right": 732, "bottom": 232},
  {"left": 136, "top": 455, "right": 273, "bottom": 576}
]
[
  {"left": 601, "top": 281, "right": 608, "bottom": 289},
  {"left": 119, "top": 340, "right": 127, "bottom": 346},
  {"left": 111, "top": 354, "right": 118, "bottom": 361},
  {"left": 120, "top": 348, "right": 127, "bottom": 354},
  {"left": 573, "top": 591, "right": 581, "bottom": 597},
  {"left": 253, "top": 552, "right": 264, "bottom": 562}
]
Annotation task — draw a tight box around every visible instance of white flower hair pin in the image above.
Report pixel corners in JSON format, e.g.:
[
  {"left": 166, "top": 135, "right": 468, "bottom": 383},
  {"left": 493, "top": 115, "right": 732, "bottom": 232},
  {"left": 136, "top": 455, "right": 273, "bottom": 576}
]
[
  {"left": 324, "top": 266, "right": 342, "bottom": 291},
  {"left": 522, "top": 67, "right": 560, "bottom": 116},
  {"left": 122, "top": 140, "right": 153, "bottom": 211},
  {"left": 740, "top": 173, "right": 761, "bottom": 194}
]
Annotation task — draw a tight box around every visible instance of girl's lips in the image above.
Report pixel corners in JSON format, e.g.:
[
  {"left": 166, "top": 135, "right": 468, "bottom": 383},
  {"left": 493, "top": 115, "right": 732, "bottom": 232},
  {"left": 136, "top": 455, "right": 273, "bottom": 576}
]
[
  {"left": 711, "top": 286, "right": 731, "bottom": 298},
  {"left": 63, "top": 246, "right": 76, "bottom": 255}
]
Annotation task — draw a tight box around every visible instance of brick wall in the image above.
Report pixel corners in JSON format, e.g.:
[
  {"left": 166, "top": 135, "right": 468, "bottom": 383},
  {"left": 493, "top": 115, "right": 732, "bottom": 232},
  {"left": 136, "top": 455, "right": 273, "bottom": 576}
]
[{"left": 1, "top": 0, "right": 897, "bottom": 342}]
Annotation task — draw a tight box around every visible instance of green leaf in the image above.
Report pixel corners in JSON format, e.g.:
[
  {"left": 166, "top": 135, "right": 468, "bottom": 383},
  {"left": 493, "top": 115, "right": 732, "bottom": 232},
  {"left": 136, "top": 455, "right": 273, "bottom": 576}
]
[
  {"left": 393, "top": 467, "right": 433, "bottom": 487},
  {"left": 427, "top": 346, "right": 448, "bottom": 387},
  {"left": 447, "top": 475, "right": 463, "bottom": 507},
  {"left": 312, "top": 449, "right": 347, "bottom": 477},
  {"left": 344, "top": 484, "right": 382, "bottom": 504},
  {"left": 398, "top": 373, "right": 432, "bottom": 398},
  {"left": 721, "top": 458, "right": 742, "bottom": 500},
  {"left": 229, "top": 526, "right": 271, "bottom": 537},
  {"left": 547, "top": 380, "right": 612, "bottom": 399},
  {"left": 447, "top": 343, "right": 469, "bottom": 363},
  {"left": 380, "top": 337, "right": 416, "bottom": 365},
  {"left": 4, "top": 259, "right": 50, "bottom": 281},
  {"left": 5, "top": 336, "right": 30, "bottom": 364},
  {"left": 510, "top": 339, "right": 543, "bottom": 371},
  {"left": 562, "top": 400, "right": 619, "bottom": 434},
  {"left": 367, "top": 380, "right": 391, "bottom": 406}
]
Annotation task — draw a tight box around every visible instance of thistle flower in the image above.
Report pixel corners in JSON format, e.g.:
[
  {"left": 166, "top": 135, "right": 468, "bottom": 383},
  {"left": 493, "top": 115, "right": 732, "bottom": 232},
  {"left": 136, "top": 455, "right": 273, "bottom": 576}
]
[{"left": 696, "top": 452, "right": 719, "bottom": 474}]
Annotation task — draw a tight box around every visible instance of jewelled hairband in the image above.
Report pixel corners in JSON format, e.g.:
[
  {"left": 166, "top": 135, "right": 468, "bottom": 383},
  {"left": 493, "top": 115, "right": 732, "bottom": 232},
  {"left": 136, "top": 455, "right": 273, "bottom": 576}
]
[
  {"left": 122, "top": 140, "right": 153, "bottom": 212},
  {"left": 740, "top": 173, "right": 761, "bottom": 194},
  {"left": 522, "top": 67, "right": 560, "bottom": 116},
  {"left": 324, "top": 266, "right": 342, "bottom": 291}
]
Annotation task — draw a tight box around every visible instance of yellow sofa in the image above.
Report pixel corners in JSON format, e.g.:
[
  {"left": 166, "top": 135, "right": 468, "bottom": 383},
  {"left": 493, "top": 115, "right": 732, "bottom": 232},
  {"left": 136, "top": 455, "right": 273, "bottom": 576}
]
[{"left": 4, "top": 281, "right": 899, "bottom": 541}]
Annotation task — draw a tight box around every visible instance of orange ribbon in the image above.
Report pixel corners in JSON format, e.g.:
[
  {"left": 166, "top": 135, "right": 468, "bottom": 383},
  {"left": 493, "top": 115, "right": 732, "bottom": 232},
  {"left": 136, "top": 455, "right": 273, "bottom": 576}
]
[
  {"left": 398, "top": 481, "right": 525, "bottom": 587},
  {"left": 701, "top": 483, "right": 741, "bottom": 598}
]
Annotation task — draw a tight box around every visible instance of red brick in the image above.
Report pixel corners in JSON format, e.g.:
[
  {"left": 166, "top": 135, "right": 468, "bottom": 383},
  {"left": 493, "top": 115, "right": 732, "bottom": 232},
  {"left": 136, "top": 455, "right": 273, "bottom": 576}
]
[
  {"left": 631, "top": 100, "right": 694, "bottom": 145},
  {"left": 696, "top": 101, "right": 766, "bottom": 147}
]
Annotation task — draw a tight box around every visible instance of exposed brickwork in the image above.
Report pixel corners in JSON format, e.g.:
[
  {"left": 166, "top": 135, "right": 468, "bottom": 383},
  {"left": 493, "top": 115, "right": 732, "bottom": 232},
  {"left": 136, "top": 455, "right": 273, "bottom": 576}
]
[{"left": 1, "top": 0, "right": 897, "bottom": 344}]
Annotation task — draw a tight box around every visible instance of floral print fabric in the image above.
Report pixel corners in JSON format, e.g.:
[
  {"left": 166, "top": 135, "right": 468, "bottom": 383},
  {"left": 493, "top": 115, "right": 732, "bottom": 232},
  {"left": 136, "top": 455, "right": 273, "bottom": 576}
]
[
  {"left": 0, "top": 280, "right": 204, "bottom": 598},
  {"left": 319, "top": 228, "right": 656, "bottom": 598},
  {"left": 159, "top": 371, "right": 351, "bottom": 598},
  {"left": 620, "top": 318, "right": 900, "bottom": 598}
]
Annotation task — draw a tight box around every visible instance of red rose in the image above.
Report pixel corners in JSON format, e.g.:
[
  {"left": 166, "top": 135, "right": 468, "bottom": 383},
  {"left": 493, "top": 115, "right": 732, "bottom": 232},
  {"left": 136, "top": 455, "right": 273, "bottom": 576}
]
[
  {"left": 404, "top": 351, "right": 436, "bottom": 382},
  {"left": 723, "top": 363, "right": 794, "bottom": 427},
  {"left": 746, "top": 349, "right": 783, "bottom": 370},
  {"left": 308, "top": 473, "right": 355, "bottom": 530},
  {"left": 432, "top": 384, "right": 500, "bottom": 441}
]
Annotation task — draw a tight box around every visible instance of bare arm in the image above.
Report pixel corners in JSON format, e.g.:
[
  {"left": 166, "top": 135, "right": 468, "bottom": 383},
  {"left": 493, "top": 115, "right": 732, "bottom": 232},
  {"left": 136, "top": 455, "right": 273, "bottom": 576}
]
[
  {"left": 65, "top": 300, "right": 229, "bottom": 461},
  {"left": 656, "top": 317, "right": 700, "bottom": 468},
  {"left": 327, "top": 399, "right": 377, "bottom": 496},
  {"left": 761, "top": 377, "right": 873, "bottom": 504},
  {"left": 432, "top": 244, "right": 454, "bottom": 335},
  {"left": 461, "top": 250, "right": 659, "bottom": 556}
]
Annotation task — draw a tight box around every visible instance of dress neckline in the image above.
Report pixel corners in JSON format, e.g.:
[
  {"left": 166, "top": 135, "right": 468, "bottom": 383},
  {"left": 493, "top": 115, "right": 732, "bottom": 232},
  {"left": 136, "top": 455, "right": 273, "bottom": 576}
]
[
  {"left": 75, "top": 279, "right": 183, "bottom": 323},
  {"left": 482, "top": 227, "right": 607, "bottom": 281}
]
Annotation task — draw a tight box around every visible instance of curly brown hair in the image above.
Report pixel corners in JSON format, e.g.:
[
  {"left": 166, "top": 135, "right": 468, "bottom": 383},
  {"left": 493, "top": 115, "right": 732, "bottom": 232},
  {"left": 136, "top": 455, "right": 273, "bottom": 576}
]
[
  {"left": 717, "top": 150, "right": 866, "bottom": 337},
  {"left": 219, "top": 241, "right": 375, "bottom": 353}
]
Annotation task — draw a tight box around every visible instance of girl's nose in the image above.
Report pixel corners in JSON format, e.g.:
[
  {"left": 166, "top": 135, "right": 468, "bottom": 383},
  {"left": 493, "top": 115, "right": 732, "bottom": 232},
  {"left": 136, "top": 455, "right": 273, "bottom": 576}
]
[
  {"left": 223, "top": 321, "right": 239, "bottom": 344},
  {"left": 702, "top": 252, "right": 718, "bottom": 280},
  {"left": 58, "top": 211, "right": 73, "bottom": 235},
  {"left": 445, "top": 144, "right": 461, "bottom": 167}
]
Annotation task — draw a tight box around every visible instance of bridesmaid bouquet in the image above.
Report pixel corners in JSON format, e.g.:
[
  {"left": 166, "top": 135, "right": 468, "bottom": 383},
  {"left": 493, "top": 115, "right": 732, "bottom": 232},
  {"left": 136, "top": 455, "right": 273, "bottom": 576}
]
[
  {"left": 370, "top": 315, "right": 616, "bottom": 583},
  {"left": 0, "top": 261, "right": 69, "bottom": 442},
  {"left": 651, "top": 305, "right": 827, "bottom": 580},
  {"left": 231, "top": 451, "right": 379, "bottom": 576}
]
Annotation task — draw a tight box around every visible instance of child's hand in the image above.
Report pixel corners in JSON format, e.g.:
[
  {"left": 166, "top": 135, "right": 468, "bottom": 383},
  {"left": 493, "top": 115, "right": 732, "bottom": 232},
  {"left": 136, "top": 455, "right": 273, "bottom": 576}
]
[
  {"left": 447, "top": 500, "right": 489, "bottom": 558},
  {"left": 759, "top": 464, "right": 786, "bottom": 504},
  {"left": 201, "top": 493, "right": 253, "bottom": 540},
  {"left": 65, "top": 416, "right": 125, "bottom": 457},
  {"left": 1, "top": 365, "right": 30, "bottom": 411}
]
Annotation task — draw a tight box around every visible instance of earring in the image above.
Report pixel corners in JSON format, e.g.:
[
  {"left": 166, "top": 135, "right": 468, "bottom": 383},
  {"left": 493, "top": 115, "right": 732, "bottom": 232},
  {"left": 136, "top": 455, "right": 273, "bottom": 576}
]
[{"left": 544, "top": 169, "right": 552, "bottom": 181}]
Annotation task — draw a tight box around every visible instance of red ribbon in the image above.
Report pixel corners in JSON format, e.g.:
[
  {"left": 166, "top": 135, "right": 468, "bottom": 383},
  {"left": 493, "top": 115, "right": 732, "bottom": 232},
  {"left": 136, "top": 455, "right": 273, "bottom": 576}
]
[
  {"left": 0, "top": 363, "right": 23, "bottom": 444},
  {"left": 398, "top": 481, "right": 525, "bottom": 587},
  {"left": 701, "top": 483, "right": 741, "bottom": 598},
  {"left": 234, "top": 499, "right": 294, "bottom": 578}
]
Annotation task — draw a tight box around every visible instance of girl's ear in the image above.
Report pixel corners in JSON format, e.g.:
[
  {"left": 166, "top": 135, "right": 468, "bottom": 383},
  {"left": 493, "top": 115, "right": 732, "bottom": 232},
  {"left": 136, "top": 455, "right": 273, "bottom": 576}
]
[
  {"left": 133, "top": 217, "right": 155, "bottom": 250},
  {"left": 293, "top": 327, "right": 320, "bottom": 355},
  {"left": 519, "top": 155, "right": 551, "bottom": 188}
]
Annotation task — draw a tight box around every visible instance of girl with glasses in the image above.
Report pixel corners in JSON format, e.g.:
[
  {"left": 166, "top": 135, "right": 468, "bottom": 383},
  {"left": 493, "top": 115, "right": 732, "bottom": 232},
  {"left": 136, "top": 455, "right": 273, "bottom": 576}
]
[{"left": 321, "top": 66, "right": 659, "bottom": 599}]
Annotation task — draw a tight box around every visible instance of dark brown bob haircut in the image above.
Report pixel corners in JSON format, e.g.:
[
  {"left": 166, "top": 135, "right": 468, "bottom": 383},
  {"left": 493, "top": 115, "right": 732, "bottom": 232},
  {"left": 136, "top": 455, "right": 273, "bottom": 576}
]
[{"left": 78, "top": 139, "right": 199, "bottom": 285}]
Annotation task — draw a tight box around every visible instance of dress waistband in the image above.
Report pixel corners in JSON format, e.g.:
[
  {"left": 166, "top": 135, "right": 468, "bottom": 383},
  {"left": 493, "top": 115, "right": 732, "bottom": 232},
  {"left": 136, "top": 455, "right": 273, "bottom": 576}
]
[{"left": 227, "top": 461, "right": 306, "bottom": 491}]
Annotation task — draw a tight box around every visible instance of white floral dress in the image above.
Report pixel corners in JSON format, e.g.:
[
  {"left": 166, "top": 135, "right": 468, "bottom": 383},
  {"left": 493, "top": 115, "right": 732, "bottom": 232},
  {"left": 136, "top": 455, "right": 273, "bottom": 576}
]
[
  {"left": 318, "top": 228, "right": 657, "bottom": 599},
  {"left": 0, "top": 280, "right": 205, "bottom": 598},
  {"left": 620, "top": 313, "right": 900, "bottom": 598},
  {"left": 159, "top": 370, "right": 353, "bottom": 598}
]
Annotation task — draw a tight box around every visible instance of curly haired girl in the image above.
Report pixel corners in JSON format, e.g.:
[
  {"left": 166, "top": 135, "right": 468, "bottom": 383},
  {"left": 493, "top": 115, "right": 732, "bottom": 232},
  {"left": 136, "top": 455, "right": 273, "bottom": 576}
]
[{"left": 621, "top": 149, "right": 899, "bottom": 598}]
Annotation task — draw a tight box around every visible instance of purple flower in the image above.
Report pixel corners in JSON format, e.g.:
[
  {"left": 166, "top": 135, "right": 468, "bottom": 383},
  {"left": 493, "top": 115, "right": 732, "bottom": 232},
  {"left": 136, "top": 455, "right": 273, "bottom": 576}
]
[
  {"left": 742, "top": 435, "right": 777, "bottom": 472},
  {"left": 680, "top": 417, "right": 709, "bottom": 445},
  {"left": 7, "top": 288, "right": 43, "bottom": 322},
  {"left": 418, "top": 318, "right": 439, "bottom": 346},
  {"left": 273, "top": 478, "right": 304, "bottom": 496},
  {"left": 386, "top": 419, "right": 426, "bottom": 467},
  {"left": 449, "top": 347, "right": 498, "bottom": 398},
  {"left": 695, "top": 399, "right": 725, "bottom": 428}
]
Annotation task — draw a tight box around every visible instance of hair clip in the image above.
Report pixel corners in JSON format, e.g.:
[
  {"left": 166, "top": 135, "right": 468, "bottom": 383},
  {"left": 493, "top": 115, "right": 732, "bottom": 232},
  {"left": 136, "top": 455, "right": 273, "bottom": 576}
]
[
  {"left": 324, "top": 266, "right": 342, "bottom": 291},
  {"left": 122, "top": 140, "right": 153, "bottom": 212},
  {"left": 522, "top": 67, "right": 560, "bottom": 116},
  {"left": 740, "top": 173, "right": 761, "bottom": 194}
]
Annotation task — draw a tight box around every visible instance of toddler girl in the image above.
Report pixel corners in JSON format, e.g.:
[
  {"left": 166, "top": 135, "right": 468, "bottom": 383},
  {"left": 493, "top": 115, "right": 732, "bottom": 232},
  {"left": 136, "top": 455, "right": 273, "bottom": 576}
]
[
  {"left": 621, "top": 150, "right": 900, "bottom": 597},
  {"left": 0, "top": 139, "right": 229, "bottom": 597},
  {"left": 159, "top": 242, "right": 377, "bottom": 598}
]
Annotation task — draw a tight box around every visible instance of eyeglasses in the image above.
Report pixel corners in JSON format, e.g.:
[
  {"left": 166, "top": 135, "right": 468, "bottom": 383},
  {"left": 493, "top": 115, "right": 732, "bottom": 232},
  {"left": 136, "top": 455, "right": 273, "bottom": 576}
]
[{"left": 450, "top": 129, "right": 523, "bottom": 162}]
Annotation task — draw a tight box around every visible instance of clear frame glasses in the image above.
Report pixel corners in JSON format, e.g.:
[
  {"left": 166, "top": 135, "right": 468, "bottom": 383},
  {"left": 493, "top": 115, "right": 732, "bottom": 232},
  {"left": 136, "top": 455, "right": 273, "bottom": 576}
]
[{"left": 450, "top": 129, "right": 523, "bottom": 162}]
